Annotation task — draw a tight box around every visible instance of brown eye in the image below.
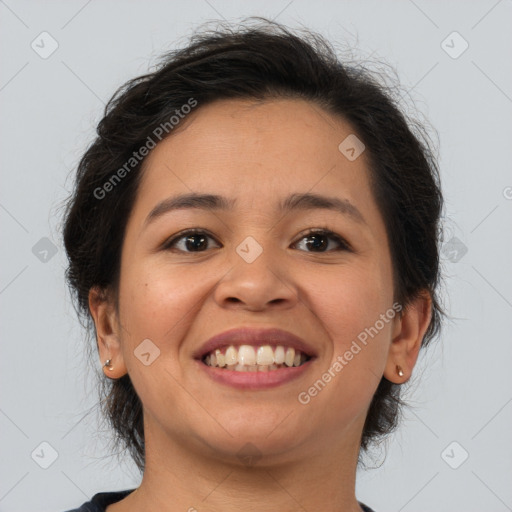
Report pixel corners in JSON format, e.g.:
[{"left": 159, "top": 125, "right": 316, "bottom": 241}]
[
  {"left": 163, "top": 230, "right": 220, "bottom": 253},
  {"left": 293, "top": 229, "right": 351, "bottom": 253}
]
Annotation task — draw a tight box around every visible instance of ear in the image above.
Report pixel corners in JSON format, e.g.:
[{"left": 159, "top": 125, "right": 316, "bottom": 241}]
[
  {"left": 88, "top": 285, "right": 128, "bottom": 379},
  {"left": 383, "top": 291, "right": 432, "bottom": 383}
]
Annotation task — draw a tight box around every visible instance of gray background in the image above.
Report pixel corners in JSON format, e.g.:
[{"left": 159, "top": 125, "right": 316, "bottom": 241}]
[{"left": 1, "top": 1, "right": 511, "bottom": 511}]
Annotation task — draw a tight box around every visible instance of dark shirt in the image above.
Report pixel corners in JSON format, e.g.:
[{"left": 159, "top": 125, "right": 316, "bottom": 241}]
[{"left": 63, "top": 489, "right": 376, "bottom": 512}]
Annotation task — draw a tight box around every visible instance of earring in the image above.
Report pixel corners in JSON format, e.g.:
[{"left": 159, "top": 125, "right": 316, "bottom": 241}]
[
  {"left": 396, "top": 364, "right": 404, "bottom": 377},
  {"left": 104, "top": 359, "right": 114, "bottom": 371}
]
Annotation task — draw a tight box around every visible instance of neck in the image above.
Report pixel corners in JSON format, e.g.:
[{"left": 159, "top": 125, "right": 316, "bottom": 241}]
[{"left": 114, "top": 415, "right": 365, "bottom": 512}]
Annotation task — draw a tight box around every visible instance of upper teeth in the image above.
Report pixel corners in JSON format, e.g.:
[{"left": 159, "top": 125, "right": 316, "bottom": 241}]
[{"left": 204, "top": 345, "right": 307, "bottom": 368}]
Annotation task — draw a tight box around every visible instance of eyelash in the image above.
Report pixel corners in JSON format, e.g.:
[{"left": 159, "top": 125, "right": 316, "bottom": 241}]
[{"left": 162, "top": 227, "right": 352, "bottom": 254}]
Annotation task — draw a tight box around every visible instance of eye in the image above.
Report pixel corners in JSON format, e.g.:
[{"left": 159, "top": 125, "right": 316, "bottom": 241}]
[
  {"left": 292, "top": 228, "right": 351, "bottom": 253},
  {"left": 162, "top": 228, "right": 351, "bottom": 254},
  {"left": 162, "top": 229, "right": 220, "bottom": 253}
]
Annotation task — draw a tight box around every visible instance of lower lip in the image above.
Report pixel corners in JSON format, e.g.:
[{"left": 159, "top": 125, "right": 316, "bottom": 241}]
[{"left": 196, "top": 359, "right": 314, "bottom": 390}]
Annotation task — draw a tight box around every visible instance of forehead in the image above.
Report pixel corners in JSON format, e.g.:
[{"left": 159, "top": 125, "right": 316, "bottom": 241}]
[
  {"left": 137, "top": 98, "right": 373, "bottom": 202},
  {"left": 144, "top": 98, "right": 358, "bottom": 166}
]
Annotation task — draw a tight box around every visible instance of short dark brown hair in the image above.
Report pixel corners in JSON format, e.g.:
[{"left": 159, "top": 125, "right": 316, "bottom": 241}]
[{"left": 62, "top": 17, "right": 445, "bottom": 472}]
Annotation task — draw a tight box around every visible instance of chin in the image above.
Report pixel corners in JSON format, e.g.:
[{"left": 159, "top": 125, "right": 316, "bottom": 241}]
[{"left": 197, "top": 419, "right": 310, "bottom": 465}]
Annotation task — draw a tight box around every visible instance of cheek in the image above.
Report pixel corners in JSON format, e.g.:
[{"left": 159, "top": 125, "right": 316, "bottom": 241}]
[
  {"left": 118, "top": 261, "right": 202, "bottom": 351},
  {"left": 116, "top": 263, "right": 205, "bottom": 418},
  {"left": 312, "top": 261, "right": 392, "bottom": 341},
  {"left": 300, "top": 296, "right": 392, "bottom": 435},
  {"left": 306, "top": 264, "right": 392, "bottom": 403}
]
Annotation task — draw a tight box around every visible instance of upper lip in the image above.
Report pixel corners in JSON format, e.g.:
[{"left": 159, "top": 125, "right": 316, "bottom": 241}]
[{"left": 193, "top": 327, "right": 318, "bottom": 360}]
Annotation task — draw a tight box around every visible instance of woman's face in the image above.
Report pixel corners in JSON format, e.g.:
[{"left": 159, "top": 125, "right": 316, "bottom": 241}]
[{"left": 104, "top": 98, "right": 402, "bottom": 463}]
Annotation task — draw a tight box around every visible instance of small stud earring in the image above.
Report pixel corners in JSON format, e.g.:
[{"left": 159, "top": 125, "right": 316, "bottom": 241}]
[
  {"left": 104, "top": 359, "right": 114, "bottom": 371},
  {"left": 396, "top": 365, "right": 404, "bottom": 377}
]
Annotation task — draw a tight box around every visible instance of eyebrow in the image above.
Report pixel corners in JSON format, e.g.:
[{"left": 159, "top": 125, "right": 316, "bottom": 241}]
[{"left": 144, "top": 192, "right": 367, "bottom": 228}]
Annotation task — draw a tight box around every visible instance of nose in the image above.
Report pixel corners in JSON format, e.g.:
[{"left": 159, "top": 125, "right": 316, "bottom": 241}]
[{"left": 213, "top": 240, "right": 299, "bottom": 312}]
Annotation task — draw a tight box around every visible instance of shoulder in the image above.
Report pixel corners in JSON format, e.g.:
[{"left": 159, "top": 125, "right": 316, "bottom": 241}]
[
  {"left": 62, "top": 489, "right": 136, "bottom": 512},
  {"left": 359, "top": 502, "right": 377, "bottom": 512}
]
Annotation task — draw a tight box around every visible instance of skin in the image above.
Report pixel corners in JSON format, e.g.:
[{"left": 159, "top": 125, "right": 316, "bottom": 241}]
[{"left": 89, "top": 98, "right": 432, "bottom": 512}]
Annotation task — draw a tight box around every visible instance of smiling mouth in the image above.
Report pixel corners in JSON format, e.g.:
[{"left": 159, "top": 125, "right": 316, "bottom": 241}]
[{"left": 202, "top": 344, "right": 311, "bottom": 372}]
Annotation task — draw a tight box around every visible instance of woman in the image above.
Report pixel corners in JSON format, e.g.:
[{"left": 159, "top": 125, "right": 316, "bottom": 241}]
[{"left": 62, "top": 18, "right": 444, "bottom": 512}]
